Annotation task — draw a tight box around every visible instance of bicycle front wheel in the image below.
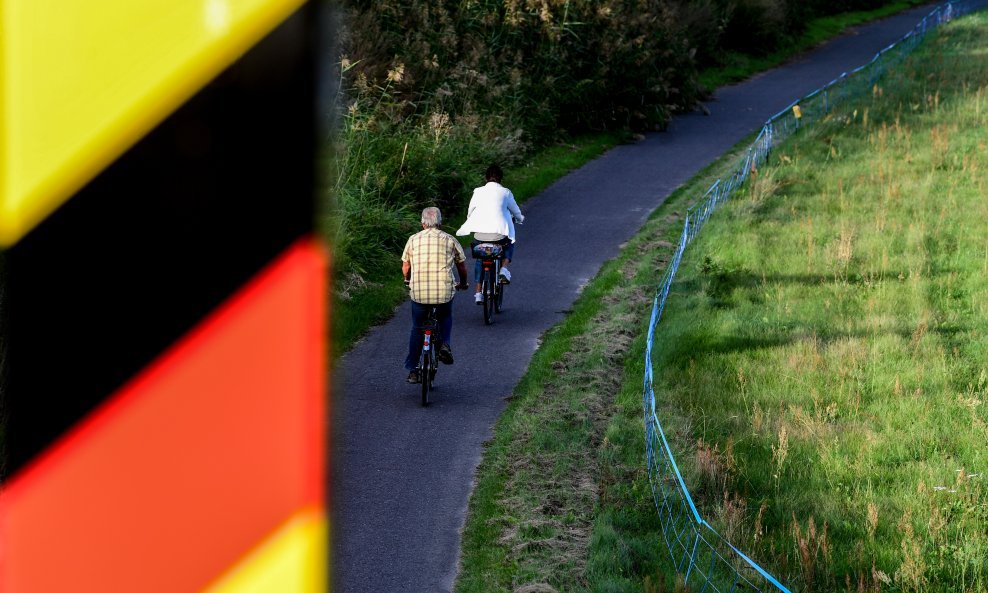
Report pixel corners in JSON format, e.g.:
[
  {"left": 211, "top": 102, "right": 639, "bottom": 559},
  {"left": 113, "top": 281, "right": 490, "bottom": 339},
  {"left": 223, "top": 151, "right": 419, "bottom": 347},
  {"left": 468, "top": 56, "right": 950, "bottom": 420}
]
[{"left": 495, "top": 271, "right": 505, "bottom": 313}]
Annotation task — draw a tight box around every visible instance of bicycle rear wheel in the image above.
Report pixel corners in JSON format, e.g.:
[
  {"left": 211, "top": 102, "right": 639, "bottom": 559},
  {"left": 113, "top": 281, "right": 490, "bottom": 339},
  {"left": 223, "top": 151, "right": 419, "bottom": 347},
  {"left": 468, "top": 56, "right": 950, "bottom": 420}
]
[
  {"left": 420, "top": 351, "right": 431, "bottom": 405},
  {"left": 483, "top": 264, "right": 495, "bottom": 325}
]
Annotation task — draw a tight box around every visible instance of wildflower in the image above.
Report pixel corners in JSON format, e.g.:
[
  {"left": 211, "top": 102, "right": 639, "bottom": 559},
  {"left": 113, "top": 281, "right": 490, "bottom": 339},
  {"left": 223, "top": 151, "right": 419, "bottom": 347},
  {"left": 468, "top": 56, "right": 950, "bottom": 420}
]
[
  {"left": 386, "top": 63, "right": 405, "bottom": 84},
  {"left": 504, "top": 0, "right": 522, "bottom": 26},
  {"left": 539, "top": 4, "right": 552, "bottom": 24},
  {"left": 429, "top": 111, "right": 450, "bottom": 144}
]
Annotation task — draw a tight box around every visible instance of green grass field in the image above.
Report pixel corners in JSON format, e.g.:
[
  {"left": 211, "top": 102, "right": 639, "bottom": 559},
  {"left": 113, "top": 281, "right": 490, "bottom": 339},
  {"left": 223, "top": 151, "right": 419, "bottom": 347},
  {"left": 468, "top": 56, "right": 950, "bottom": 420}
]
[
  {"left": 660, "top": 15, "right": 988, "bottom": 591},
  {"left": 456, "top": 11, "right": 988, "bottom": 593}
]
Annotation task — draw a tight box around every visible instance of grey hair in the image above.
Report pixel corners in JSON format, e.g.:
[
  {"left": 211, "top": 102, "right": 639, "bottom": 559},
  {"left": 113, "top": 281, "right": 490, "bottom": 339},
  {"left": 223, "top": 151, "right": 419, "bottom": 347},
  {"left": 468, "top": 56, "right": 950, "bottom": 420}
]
[{"left": 421, "top": 207, "right": 442, "bottom": 228}]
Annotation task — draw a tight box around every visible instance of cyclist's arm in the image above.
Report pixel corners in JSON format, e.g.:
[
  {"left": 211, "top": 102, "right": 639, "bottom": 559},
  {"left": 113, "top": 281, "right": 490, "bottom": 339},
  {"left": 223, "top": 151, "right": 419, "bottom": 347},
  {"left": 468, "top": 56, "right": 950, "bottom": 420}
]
[
  {"left": 401, "top": 236, "right": 413, "bottom": 282},
  {"left": 453, "top": 243, "right": 468, "bottom": 289}
]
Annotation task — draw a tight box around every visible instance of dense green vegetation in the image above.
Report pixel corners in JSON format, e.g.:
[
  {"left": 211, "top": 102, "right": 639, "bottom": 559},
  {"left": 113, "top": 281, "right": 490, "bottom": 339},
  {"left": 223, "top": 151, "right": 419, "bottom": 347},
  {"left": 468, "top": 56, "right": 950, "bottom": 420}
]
[
  {"left": 457, "top": 11, "right": 988, "bottom": 593},
  {"left": 328, "top": 0, "right": 928, "bottom": 354}
]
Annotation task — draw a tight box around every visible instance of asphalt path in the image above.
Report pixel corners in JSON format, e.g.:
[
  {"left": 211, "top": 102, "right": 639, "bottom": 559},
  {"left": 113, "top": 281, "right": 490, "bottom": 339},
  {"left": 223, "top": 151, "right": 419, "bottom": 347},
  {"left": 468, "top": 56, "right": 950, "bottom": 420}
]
[{"left": 332, "top": 4, "right": 986, "bottom": 592}]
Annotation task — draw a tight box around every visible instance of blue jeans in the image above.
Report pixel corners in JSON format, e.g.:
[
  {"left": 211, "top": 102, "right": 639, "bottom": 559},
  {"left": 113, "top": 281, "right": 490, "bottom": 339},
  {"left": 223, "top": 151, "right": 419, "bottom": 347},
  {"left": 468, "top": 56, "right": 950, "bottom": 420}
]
[
  {"left": 405, "top": 300, "right": 453, "bottom": 370},
  {"left": 472, "top": 240, "right": 514, "bottom": 283}
]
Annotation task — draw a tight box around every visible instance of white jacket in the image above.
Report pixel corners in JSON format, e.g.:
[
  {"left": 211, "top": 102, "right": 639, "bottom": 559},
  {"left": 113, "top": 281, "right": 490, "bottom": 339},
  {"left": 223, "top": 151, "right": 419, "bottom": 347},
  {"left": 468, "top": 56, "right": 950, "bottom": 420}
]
[{"left": 456, "top": 182, "right": 524, "bottom": 242}]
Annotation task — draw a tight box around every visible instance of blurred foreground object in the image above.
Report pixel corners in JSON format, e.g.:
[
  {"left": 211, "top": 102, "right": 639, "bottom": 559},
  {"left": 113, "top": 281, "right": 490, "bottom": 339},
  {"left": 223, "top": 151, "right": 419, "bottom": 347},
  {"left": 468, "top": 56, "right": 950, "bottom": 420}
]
[{"left": 0, "top": 1, "right": 329, "bottom": 591}]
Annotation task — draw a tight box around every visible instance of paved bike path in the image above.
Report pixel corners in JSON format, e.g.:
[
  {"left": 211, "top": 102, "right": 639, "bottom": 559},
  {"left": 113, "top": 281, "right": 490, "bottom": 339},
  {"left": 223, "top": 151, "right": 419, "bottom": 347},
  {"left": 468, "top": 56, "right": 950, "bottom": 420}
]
[{"left": 332, "top": 5, "right": 981, "bottom": 592}]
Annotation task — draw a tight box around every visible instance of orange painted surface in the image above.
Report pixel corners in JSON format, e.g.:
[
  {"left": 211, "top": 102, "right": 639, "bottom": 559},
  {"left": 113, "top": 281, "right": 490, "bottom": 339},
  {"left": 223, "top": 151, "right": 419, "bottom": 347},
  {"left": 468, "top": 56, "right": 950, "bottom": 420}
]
[{"left": 0, "top": 238, "right": 327, "bottom": 593}]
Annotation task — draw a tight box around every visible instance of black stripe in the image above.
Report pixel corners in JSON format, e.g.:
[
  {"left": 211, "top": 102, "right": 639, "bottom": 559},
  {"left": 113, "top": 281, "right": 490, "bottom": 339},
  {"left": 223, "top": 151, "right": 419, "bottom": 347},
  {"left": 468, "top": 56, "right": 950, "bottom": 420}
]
[{"left": 1, "top": 5, "right": 318, "bottom": 477}]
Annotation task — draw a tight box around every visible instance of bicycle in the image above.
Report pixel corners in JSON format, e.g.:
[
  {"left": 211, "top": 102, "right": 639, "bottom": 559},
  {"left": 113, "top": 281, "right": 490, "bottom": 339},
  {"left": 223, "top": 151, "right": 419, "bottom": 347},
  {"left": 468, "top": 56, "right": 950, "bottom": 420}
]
[
  {"left": 417, "top": 305, "right": 440, "bottom": 406},
  {"left": 473, "top": 242, "right": 506, "bottom": 325}
]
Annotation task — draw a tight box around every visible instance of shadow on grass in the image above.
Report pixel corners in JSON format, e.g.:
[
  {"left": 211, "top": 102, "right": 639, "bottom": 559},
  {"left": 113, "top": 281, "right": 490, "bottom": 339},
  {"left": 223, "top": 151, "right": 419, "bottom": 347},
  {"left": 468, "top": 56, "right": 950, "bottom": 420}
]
[{"left": 660, "top": 320, "right": 967, "bottom": 365}]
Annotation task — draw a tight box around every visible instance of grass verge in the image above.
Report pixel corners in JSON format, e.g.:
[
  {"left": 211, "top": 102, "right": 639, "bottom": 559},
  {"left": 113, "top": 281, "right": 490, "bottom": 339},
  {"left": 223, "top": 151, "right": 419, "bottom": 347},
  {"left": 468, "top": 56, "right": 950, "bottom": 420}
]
[{"left": 456, "top": 10, "right": 988, "bottom": 593}]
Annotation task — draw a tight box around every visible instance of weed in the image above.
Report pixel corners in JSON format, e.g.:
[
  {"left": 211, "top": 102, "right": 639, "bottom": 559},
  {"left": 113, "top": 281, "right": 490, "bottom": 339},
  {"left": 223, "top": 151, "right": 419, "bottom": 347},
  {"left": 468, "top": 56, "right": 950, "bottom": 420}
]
[
  {"left": 792, "top": 514, "right": 832, "bottom": 592},
  {"left": 866, "top": 502, "right": 879, "bottom": 540},
  {"left": 895, "top": 511, "right": 927, "bottom": 592},
  {"left": 773, "top": 426, "right": 790, "bottom": 470}
]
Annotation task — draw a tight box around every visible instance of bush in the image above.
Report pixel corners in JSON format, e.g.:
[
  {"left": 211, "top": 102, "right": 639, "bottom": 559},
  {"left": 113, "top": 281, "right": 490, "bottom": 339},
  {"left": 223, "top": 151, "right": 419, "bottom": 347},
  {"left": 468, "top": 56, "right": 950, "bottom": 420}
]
[{"left": 339, "top": 0, "right": 703, "bottom": 136}]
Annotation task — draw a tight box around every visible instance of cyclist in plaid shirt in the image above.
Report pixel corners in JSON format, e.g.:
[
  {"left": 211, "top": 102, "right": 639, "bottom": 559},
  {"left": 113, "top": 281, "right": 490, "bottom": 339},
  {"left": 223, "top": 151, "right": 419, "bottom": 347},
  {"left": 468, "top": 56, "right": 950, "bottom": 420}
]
[{"left": 401, "top": 207, "right": 469, "bottom": 383}]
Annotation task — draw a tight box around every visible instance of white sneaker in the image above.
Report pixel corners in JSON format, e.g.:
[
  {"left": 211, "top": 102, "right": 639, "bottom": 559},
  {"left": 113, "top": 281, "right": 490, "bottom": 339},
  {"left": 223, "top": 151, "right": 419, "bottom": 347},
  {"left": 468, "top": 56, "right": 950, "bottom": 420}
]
[
  {"left": 474, "top": 291, "right": 483, "bottom": 305},
  {"left": 499, "top": 267, "right": 511, "bottom": 284}
]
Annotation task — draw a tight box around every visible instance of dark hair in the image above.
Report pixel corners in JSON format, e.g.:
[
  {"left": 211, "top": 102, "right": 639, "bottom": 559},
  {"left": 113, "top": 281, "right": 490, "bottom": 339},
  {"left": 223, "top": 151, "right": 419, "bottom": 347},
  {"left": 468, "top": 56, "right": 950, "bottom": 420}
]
[{"left": 485, "top": 164, "right": 503, "bottom": 183}]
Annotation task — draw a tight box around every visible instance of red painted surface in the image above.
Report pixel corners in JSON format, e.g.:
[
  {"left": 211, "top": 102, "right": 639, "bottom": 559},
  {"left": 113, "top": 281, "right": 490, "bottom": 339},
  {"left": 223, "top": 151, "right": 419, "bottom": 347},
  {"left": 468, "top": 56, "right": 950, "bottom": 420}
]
[{"left": 0, "top": 238, "right": 327, "bottom": 593}]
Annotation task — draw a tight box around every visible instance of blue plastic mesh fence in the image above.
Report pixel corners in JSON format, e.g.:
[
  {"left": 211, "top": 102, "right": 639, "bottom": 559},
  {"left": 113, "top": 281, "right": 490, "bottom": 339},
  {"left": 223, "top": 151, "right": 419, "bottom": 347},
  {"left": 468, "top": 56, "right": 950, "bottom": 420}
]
[{"left": 640, "top": 3, "right": 975, "bottom": 591}]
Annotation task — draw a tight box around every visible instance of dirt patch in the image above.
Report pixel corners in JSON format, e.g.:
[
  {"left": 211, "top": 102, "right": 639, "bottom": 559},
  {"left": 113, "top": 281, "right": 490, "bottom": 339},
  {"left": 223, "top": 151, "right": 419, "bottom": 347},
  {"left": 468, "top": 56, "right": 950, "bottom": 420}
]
[{"left": 515, "top": 584, "right": 559, "bottom": 593}]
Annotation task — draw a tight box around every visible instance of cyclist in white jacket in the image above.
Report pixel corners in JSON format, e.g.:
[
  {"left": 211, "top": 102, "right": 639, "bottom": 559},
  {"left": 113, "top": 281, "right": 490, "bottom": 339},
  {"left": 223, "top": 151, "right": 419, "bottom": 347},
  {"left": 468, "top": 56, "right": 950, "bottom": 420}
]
[{"left": 456, "top": 165, "right": 524, "bottom": 304}]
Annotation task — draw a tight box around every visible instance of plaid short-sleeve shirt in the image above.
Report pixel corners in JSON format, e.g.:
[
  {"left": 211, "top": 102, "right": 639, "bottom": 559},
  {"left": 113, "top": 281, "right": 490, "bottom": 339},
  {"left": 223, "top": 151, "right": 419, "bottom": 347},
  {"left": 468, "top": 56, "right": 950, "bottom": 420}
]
[{"left": 401, "top": 227, "right": 466, "bottom": 304}]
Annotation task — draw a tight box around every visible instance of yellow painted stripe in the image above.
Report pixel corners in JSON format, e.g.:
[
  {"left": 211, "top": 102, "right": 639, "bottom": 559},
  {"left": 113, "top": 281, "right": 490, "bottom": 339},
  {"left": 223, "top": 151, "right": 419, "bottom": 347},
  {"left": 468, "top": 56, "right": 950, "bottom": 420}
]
[
  {"left": 0, "top": 0, "right": 305, "bottom": 247},
  {"left": 202, "top": 508, "right": 327, "bottom": 593}
]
